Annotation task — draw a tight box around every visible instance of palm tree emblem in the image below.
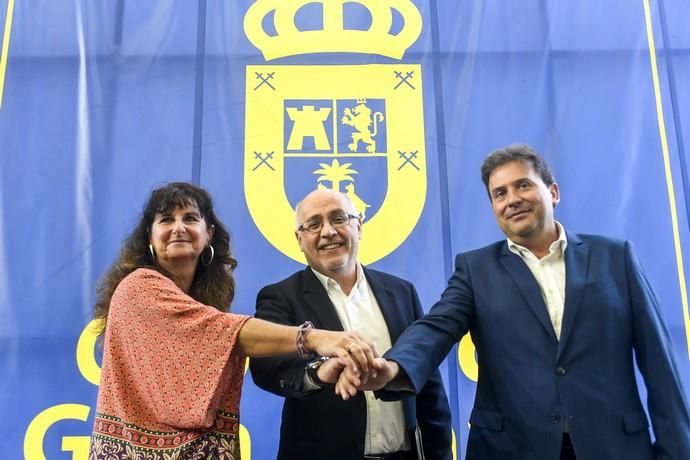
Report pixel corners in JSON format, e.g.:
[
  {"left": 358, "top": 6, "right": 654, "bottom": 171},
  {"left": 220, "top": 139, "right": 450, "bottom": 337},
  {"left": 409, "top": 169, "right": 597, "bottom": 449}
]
[{"left": 313, "top": 159, "right": 358, "bottom": 192}]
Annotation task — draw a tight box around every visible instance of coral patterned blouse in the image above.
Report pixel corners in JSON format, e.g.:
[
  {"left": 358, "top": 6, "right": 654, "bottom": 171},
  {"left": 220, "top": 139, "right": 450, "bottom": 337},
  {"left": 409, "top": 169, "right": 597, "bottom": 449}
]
[{"left": 89, "top": 268, "right": 250, "bottom": 459}]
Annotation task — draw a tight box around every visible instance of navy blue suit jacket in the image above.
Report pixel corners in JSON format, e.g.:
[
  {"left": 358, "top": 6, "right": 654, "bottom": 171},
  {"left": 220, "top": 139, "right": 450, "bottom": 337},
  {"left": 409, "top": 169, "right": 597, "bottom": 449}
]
[
  {"left": 250, "top": 267, "right": 452, "bottom": 460},
  {"left": 385, "top": 233, "right": 690, "bottom": 459}
]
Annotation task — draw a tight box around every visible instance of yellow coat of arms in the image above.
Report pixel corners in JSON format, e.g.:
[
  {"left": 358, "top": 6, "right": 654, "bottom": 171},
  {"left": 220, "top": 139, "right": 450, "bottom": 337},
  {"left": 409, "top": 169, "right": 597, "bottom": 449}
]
[{"left": 244, "top": 0, "right": 426, "bottom": 264}]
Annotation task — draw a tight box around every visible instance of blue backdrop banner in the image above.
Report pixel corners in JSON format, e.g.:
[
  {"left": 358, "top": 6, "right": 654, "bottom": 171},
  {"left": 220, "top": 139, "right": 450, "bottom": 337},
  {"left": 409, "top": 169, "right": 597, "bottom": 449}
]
[{"left": 2, "top": 1, "right": 690, "bottom": 458}]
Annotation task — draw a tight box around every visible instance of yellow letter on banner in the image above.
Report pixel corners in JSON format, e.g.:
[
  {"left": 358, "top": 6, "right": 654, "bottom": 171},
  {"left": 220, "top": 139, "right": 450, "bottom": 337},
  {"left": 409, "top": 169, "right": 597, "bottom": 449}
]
[
  {"left": 458, "top": 335, "right": 478, "bottom": 382},
  {"left": 452, "top": 428, "right": 457, "bottom": 460},
  {"left": 24, "top": 404, "right": 91, "bottom": 460},
  {"left": 61, "top": 436, "right": 90, "bottom": 459},
  {"left": 240, "top": 424, "right": 251, "bottom": 459},
  {"left": 0, "top": 0, "right": 15, "bottom": 109},
  {"left": 76, "top": 319, "right": 103, "bottom": 386},
  {"left": 25, "top": 403, "right": 252, "bottom": 459}
]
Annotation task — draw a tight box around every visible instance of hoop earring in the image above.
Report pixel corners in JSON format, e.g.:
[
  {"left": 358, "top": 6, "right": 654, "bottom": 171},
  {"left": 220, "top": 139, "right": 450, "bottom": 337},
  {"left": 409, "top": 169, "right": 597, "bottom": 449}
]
[
  {"left": 201, "top": 245, "right": 214, "bottom": 266},
  {"left": 148, "top": 244, "right": 156, "bottom": 262}
]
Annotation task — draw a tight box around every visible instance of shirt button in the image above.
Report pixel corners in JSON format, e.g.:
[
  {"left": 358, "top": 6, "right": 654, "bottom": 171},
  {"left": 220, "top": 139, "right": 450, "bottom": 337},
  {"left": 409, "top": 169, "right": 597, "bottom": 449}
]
[
  {"left": 551, "top": 414, "right": 562, "bottom": 424},
  {"left": 555, "top": 366, "right": 566, "bottom": 376}
]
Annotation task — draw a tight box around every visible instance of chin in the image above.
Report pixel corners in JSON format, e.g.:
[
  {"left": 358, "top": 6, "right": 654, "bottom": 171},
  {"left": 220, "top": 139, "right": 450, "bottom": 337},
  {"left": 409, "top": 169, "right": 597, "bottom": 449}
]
[
  {"left": 325, "top": 259, "right": 349, "bottom": 272},
  {"left": 509, "top": 221, "right": 534, "bottom": 234},
  {"left": 325, "top": 263, "right": 345, "bottom": 272}
]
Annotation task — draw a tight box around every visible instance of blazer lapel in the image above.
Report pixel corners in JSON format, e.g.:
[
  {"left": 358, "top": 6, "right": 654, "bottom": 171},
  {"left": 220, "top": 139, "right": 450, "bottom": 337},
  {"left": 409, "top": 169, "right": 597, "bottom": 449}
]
[
  {"left": 556, "top": 233, "right": 590, "bottom": 359},
  {"left": 499, "top": 242, "right": 558, "bottom": 343},
  {"left": 301, "top": 268, "right": 345, "bottom": 331},
  {"left": 364, "top": 268, "right": 407, "bottom": 342}
]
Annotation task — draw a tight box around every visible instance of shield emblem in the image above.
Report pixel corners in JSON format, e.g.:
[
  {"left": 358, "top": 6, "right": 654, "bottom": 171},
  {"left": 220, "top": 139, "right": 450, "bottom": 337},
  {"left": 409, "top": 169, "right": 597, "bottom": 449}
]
[{"left": 244, "top": 64, "right": 426, "bottom": 264}]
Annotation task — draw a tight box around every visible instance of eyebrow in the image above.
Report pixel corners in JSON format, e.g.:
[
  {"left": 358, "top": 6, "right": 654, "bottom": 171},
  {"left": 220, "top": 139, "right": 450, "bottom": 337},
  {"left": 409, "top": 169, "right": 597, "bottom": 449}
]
[
  {"left": 491, "top": 177, "right": 534, "bottom": 191},
  {"left": 513, "top": 178, "right": 535, "bottom": 187},
  {"left": 157, "top": 209, "right": 202, "bottom": 218},
  {"left": 303, "top": 209, "right": 348, "bottom": 221},
  {"left": 301, "top": 213, "right": 321, "bottom": 222}
]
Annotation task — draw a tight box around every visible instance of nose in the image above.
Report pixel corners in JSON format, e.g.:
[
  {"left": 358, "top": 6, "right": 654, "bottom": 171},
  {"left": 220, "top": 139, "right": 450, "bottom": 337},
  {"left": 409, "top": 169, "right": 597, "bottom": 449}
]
[
  {"left": 506, "top": 189, "right": 522, "bottom": 207},
  {"left": 320, "top": 220, "right": 337, "bottom": 237},
  {"left": 172, "top": 219, "right": 187, "bottom": 234}
]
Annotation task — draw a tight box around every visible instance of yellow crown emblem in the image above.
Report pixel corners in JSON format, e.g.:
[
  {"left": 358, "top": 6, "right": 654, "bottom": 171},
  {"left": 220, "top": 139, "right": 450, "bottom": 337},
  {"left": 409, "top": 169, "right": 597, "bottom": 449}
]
[{"left": 243, "top": 0, "right": 423, "bottom": 61}]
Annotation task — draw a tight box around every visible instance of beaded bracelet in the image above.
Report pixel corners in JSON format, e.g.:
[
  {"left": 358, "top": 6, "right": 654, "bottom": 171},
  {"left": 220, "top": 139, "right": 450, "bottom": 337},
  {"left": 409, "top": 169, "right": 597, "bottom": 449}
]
[{"left": 296, "top": 321, "right": 315, "bottom": 359}]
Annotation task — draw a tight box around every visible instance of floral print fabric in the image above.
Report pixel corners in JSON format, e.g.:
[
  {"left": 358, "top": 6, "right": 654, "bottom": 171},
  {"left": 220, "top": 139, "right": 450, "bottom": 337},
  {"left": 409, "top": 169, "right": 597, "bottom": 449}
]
[{"left": 89, "top": 269, "right": 249, "bottom": 459}]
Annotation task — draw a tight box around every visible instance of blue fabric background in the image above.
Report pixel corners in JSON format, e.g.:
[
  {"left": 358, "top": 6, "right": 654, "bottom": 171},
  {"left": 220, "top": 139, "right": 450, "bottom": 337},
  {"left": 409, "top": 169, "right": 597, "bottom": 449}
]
[{"left": 2, "top": 1, "right": 689, "bottom": 458}]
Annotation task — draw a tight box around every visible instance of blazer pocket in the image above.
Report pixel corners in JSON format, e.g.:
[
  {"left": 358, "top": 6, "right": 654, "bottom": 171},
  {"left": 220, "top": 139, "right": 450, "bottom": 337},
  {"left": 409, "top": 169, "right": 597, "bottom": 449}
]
[
  {"left": 470, "top": 408, "right": 504, "bottom": 431},
  {"left": 622, "top": 411, "right": 649, "bottom": 433}
]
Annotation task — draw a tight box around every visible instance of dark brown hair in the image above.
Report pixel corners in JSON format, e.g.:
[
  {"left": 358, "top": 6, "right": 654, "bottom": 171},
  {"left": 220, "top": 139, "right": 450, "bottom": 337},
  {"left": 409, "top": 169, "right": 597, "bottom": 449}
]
[
  {"left": 93, "top": 182, "right": 237, "bottom": 336},
  {"left": 480, "top": 144, "right": 555, "bottom": 196}
]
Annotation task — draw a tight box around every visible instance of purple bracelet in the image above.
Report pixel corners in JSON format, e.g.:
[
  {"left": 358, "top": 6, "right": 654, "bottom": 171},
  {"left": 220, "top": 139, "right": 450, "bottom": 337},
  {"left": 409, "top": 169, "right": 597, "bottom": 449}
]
[{"left": 296, "top": 321, "right": 315, "bottom": 359}]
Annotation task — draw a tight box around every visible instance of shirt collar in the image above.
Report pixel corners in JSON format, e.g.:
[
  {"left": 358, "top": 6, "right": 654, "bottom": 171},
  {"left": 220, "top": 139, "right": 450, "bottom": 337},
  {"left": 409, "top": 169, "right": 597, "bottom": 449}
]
[
  {"left": 507, "top": 221, "right": 568, "bottom": 258},
  {"left": 311, "top": 263, "right": 364, "bottom": 291}
]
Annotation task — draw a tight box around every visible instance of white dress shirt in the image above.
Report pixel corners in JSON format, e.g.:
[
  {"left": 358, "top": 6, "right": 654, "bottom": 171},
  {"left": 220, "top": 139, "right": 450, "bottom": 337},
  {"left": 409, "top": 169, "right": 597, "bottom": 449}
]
[
  {"left": 311, "top": 264, "right": 410, "bottom": 455},
  {"left": 507, "top": 221, "right": 568, "bottom": 339}
]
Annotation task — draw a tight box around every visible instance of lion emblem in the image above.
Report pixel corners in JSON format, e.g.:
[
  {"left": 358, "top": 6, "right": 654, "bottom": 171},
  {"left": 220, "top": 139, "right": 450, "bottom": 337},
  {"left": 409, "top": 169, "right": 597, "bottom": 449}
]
[{"left": 341, "top": 99, "right": 384, "bottom": 153}]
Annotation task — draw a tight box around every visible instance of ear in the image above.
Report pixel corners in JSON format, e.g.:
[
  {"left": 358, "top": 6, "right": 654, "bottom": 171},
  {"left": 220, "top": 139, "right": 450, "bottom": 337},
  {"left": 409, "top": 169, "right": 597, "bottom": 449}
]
[
  {"left": 356, "top": 217, "right": 363, "bottom": 240},
  {"left": 207, "top": 224, "right": 215, "bottom": 243},
  {"left": 295, "top": 231, "right": 306, "bottom": 252},
  {"left": 549, "top": 182, "right": 560, "bottom": 208}
]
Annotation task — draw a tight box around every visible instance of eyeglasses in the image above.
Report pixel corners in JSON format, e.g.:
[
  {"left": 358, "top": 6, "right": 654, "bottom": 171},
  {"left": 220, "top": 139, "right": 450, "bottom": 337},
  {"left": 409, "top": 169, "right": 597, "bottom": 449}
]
[{"left": 297, "top": 212, "right": 360, "bottom": 234}]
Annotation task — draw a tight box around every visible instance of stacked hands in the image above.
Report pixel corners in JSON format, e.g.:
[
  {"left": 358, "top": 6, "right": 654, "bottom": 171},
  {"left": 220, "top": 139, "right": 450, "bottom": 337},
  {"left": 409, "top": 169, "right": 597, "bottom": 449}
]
[{"left": 306, "top": 328, "right": 400, "bottom": 399}]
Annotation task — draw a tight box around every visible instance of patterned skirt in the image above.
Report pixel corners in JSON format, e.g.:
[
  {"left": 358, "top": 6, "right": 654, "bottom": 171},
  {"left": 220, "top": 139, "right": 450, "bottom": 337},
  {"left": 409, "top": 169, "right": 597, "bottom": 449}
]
[{"left": 89, "top": 411, "right": 240, "bottom": 460}]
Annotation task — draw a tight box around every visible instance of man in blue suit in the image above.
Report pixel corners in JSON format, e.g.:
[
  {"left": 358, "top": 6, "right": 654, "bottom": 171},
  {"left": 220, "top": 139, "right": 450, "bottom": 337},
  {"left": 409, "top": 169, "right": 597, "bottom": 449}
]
[
  {"left": 250, "top": 189, "right": 452, "bottom": 460},
  {"left": 342, "top": 145, "right": 690, "bottom": 459}
]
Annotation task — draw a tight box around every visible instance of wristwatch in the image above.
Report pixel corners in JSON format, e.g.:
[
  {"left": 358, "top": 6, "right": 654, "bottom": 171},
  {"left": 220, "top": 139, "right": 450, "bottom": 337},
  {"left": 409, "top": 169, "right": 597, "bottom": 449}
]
[{"left": 305, "top": 356, "right": 331, "bottom": 387}]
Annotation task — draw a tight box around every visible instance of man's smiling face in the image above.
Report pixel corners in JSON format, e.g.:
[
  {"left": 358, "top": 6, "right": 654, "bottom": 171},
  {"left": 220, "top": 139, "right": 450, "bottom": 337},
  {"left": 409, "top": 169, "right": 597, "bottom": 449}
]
[
  {"left": 488, "top": 160, "right": 559, "bottom": 250},
  {"left": 296, "top": 189, "right": 361, "bottom": 279}
]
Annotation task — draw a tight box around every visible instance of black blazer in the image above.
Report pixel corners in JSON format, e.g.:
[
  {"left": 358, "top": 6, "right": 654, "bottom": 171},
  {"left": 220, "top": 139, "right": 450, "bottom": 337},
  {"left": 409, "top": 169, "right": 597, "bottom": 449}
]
[{"left": 250, "top": 267, "right": 452, "bottom": 460}]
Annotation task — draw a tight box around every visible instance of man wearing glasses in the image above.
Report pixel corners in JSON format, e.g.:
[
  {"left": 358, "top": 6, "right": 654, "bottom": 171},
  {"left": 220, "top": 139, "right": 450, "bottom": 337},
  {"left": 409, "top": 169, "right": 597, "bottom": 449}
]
[{"left": 250, "top": 189, "right": 452, "bottom": 460}]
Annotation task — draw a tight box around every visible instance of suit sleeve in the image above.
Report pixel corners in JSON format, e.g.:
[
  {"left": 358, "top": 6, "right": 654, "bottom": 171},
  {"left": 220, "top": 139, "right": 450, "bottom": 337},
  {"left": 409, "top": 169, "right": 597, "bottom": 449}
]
[
  {"left": 249, "top": 284, "right": 318, "bottom": 399},
  {"left": 408, "top": 283, "right": 453, "bottom": 460},
  {"left": 385, "top": 253, "right": 474, "bottom": 394},
  {"left": 625, "top": 241, "right": 690, "bottom": 458}
]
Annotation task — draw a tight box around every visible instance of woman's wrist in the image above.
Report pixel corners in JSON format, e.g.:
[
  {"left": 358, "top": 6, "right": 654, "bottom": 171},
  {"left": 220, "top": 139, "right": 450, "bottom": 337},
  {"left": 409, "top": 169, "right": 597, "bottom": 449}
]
[
  {"left": 304, "top": 326, "right": 321, "bottom": 354},
  {"left": 296, "top": 321, "right": 315, "bottom": 359}
]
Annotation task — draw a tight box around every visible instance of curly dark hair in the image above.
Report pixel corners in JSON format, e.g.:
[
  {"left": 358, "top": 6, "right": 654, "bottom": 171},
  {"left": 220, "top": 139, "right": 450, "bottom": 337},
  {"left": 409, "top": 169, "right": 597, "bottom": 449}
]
[
  {"left": 93, "top": 182, "right": 238, "bottom": 336},
  {"left": 480, "top": 144, "right": 555, "bottom": 196}
]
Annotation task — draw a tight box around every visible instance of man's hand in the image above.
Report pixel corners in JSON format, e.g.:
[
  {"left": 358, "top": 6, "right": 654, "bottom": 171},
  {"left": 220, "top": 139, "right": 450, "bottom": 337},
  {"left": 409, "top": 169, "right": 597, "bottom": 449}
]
[
  {"left": 335, "top": 358, "right": 400, "bottom": 400},
  {"left": 314, "top": 357, "right": 347, "bottom": 384},
  {"left": 307, "top": 329, "right": 378, "bottom": 378}
]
